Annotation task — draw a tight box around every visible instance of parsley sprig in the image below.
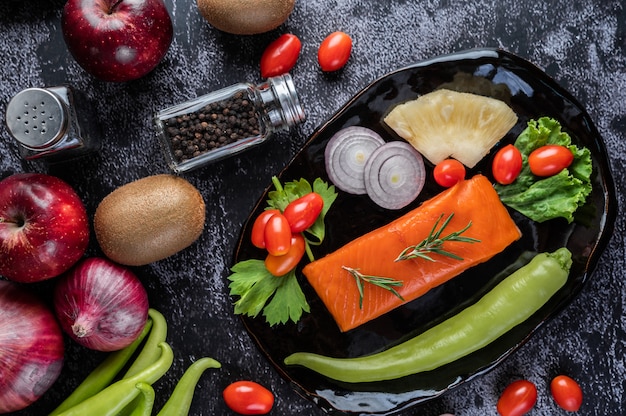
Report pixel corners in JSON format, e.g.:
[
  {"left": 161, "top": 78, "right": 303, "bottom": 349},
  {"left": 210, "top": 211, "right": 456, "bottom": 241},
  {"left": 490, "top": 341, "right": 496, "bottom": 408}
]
[
  {"left": 228, "top": 177, "right": 337, "bottom": 326},
  {"left": 229, "top": 260, "right": 309, "bottom": 325}
]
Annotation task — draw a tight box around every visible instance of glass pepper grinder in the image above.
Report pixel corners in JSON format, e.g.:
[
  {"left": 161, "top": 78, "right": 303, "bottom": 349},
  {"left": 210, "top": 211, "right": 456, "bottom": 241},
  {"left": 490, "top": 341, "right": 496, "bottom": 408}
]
[
  {"left": 5, "top": 86, "right": 100, "bottom": 162},
  {"left": 154, "top": 73, "right": 306, "bottom": 173}
]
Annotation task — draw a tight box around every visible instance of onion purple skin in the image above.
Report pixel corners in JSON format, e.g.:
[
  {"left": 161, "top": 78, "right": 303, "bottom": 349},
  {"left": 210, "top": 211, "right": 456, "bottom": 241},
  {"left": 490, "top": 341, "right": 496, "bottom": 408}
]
[
  {"left": 53, "top": 257, "right": 149, "bottom": 352},
  {"left": 0, "top": 280, "right": 64, "bottom": 414}
]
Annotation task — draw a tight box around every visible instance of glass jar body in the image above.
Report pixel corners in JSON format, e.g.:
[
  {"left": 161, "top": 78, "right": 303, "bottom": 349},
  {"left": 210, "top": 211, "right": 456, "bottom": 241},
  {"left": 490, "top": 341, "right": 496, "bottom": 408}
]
[{"left": 154, "top": 74, "right": 305, "bottom": 173}]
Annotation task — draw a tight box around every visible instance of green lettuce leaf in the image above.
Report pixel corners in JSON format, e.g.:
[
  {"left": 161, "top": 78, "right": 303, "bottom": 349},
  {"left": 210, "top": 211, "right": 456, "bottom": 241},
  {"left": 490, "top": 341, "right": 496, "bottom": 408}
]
[{"left": 494, "top": 117, "right": 592, "bottom": 223}]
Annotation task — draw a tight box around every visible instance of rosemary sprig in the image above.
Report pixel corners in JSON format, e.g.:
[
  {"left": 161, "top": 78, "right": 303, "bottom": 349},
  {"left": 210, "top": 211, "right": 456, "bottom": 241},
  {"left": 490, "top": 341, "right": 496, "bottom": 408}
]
[
  {"left": 341, "top": 213, "right": 478, "bottom": 309},
  {"left": 396, "top": 212, "right": 480, "bottom": 262},
  {"left": 342, "top": 266, "right": 405, "bottom": 309}
]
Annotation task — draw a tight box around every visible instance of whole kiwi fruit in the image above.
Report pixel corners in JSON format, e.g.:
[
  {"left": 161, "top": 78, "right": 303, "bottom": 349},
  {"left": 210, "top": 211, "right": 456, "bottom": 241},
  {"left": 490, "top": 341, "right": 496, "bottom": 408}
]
[
  {"left": 196, "top": 0, "right": 296, "bottom": 35},
  {"left": 94, "top": 174, "right": 205, "bottom": 266}
]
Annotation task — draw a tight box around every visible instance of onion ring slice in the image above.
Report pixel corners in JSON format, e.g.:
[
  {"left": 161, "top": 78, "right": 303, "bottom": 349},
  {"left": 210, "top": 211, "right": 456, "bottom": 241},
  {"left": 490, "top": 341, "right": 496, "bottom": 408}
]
[
  {"left": 364, "top": 141, "right": 426, "bottom": 210},
  {"left": 325, "top": 126, "right": 385, "bottom": 195}
]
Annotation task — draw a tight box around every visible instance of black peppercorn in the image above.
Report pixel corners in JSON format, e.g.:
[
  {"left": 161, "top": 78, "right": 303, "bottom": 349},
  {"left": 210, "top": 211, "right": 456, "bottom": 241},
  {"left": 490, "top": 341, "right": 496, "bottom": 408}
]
[
  {"left": 162, "top": 93, "right": 261, "bottom": 164},
  {"left": 155, "top": 75, "right": 304, "bottom": 172}
]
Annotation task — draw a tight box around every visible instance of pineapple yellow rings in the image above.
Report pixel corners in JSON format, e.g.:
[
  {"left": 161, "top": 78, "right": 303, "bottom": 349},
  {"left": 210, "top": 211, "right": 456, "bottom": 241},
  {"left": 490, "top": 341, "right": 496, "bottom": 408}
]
[{"left": 383, "top": 89, "right": 518, "bottom": 168}]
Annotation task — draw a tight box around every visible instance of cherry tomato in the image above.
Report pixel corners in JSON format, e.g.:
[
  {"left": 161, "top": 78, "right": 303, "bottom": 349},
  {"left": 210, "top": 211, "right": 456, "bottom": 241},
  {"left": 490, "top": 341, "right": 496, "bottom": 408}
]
[
  {"left": 528, "top": 144, "right": 574, "bottom": 177},
  {"left": 265, "top": 233, "right": 306, "bottom": 276},
  {"left": 497, "top": 380, "right": 537, "bottom": 416},
  {"left": 250, "top": 209, "right": 281, "bottom": 249},
  {"left": 263, "top": 213, "right": 292, "bottom": 256},
  {"left": 551, "top": 375, "right": 583, "bottom": 411},
  {"left": 492, "top": 144, "right": 523, "bottom": 185},
  {"left": 223, "top": 380, "right": 274, "bottom": 415},
  {"left": 318, "top": 31, "right": 352, "bottom": 72},
  {"left": 260, "top": 34, "right": 302, "bottom": 78},
  {"left": 433, "top": 159, "right": 466, "bottom": 187},
  {"left": 282, "top": 192, "right": 324, "bottom": 233}
]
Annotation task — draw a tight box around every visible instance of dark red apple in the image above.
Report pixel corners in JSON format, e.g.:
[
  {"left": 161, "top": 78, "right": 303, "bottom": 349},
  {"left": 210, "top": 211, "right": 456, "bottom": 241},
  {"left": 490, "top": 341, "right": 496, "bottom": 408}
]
[
  {"left": 62, "top": 0, "right": 174, "bottom": 82},
  {"left": 0, "top": 173, "right": 90, "bottom": 283}
]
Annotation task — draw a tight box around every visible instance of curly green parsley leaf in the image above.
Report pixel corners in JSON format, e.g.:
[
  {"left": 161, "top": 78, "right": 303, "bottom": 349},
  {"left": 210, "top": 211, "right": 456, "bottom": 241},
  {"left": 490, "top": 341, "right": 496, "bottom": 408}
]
[
  {"left": 228, "top": 260, "right": 310, "bottom": 326},
  {"left": 495, "top": 117, "right": 592, "bottom": 223}
]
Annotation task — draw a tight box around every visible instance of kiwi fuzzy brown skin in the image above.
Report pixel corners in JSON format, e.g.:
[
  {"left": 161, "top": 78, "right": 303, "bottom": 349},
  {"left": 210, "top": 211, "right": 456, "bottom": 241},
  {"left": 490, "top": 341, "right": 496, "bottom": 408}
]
[
  {"left": 196, "top": 0, "right": 295, "bottom": 35},
  {"left": 94, "top": 174, "right": 206, "bottom": 266}
]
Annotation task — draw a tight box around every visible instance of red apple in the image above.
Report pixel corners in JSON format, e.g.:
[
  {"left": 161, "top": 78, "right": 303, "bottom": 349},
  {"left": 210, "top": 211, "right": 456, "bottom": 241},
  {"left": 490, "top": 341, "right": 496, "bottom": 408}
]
[
  {"left": 0, "top": 173, "right": 90, "bottom": 283},
  {"left": 62, "top": 0, "right": 173, "bottom": 82}
]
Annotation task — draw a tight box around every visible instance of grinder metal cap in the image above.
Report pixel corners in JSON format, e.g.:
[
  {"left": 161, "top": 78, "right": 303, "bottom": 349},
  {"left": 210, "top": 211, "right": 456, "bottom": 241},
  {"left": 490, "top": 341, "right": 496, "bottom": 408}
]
[{"left": 5, "top": 87, "right": 69, "bottom": 150}]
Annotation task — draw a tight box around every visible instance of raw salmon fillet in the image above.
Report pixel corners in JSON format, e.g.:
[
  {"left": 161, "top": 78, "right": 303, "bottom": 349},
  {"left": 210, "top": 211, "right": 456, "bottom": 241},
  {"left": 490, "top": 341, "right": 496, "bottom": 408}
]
[{"left": 302, "top": 174, "right": 521, "bottom": 332}]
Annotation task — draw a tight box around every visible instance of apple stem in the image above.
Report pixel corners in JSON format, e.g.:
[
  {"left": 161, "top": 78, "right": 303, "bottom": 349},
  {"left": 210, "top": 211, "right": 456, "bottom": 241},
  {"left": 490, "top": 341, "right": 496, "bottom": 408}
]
[
  {"left": 109, "top": 0, "right": 124, "bottom": 14},
  {"left": 0, "top": 216, "right": 22, "bottom": 226}
]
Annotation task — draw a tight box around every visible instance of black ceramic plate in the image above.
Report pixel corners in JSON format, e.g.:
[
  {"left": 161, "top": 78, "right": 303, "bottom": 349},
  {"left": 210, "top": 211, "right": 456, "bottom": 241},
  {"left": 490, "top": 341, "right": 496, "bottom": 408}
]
[{"left": 233, "top": 49, "right": 616, "bottom": 415}]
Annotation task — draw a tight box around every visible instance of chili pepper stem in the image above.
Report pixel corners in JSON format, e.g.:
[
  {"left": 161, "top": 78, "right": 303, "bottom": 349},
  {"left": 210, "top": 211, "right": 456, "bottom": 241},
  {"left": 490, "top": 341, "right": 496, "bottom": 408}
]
[
  {"left": 156, "top": 357, "right": 221, "bottom": 416},
  {"left": 128, "top": 383, "right": 155, "bottom": 416}
]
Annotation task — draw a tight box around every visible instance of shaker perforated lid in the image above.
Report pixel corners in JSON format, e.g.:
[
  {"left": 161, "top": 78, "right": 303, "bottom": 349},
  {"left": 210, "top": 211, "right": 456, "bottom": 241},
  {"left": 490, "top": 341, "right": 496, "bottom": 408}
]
[{"left": 5, "top": 87, "right": 68, "bottom": 150}]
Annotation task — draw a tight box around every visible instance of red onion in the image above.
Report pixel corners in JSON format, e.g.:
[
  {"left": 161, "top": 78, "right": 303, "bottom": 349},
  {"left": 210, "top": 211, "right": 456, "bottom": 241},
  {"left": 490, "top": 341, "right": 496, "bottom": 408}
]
[
  {"left": 53, "top": 257, "right": 149, "bottom": 352},
  {"left": 364, "top": 141, "right": 426, "bottom": 210},
  {"left": 0, "top": 280, "right": 64, "bottom": 413},
  {"left": 325, "top": 126, "right": 385, "bottom": 194}
]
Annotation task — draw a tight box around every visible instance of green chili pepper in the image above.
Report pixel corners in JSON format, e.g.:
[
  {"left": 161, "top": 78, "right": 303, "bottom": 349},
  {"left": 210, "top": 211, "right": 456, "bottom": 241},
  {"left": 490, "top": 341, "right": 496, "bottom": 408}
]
[
  {"left": 128, "top": 383, "right": 155, "bottom": 416},
  {"left": 284, "top": 248, "right": 572, "bottom": 383},
  {"left": 56, "top": 342, "right": 174, "bottom": 416},
  {"left": 125, "top": 308, "right": 168, "bottom": 378},
  {"left": 119, "top": 308, "right": 169, "bottom": 416},
  {"left": 49, "top": 318, "right": 154, "bottom": 416},
  {"left": 157, "top": 357, "right": 222, "bottom": 416}
]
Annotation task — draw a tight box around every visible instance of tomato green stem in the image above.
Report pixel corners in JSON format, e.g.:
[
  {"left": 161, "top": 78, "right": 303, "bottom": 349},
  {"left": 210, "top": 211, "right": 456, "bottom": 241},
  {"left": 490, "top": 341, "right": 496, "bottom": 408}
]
[
  {"left": 304, "top": 240, "right": 315, "bottom": 262},
  {"left": 285, "top": 248, "right": 572, "bottom": 383},
  {"left": 56, "top": 342, "right": 174, "bottom": 416},
  {"left": 271, "top": 176, "right": 284, "bottom": 193},
  {"left": 156, "top": 357, "right": 221, "bottom": 416},
  {"left": 124, "top": 308, "right": 168, "bottom": 378},
  {"left": 49, "top": 318, "right": 153, "bottom": 416}
]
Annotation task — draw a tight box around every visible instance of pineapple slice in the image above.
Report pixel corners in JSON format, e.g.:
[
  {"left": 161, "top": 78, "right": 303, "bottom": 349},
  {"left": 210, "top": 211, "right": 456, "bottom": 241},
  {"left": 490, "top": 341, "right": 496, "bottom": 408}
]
[{"left": 383, "top": 89, "right": 518, "bottom": 168}]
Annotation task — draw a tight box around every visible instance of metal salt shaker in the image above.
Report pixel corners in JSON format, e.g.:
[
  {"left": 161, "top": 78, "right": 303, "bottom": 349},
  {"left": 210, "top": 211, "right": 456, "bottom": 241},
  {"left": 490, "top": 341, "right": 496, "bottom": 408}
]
[{"left": 5, "top": 86, "right": 100, "bottom": 162}]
